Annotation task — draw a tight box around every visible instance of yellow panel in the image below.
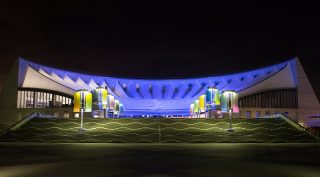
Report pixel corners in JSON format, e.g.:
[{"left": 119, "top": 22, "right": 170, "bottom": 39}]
[
  {"left": 74, "top": 90, "right": 92, "bottom": 112},
  {"left": 101, "top": 89, "right": 108, "bottom": 109},
  {"left": 73, "top": 92, "right": 81, "bottom": 112},
  {"left": 213, "top": 89, "right": 221, "bottom": 105},
  {"left": 199, "top": 95, "right": 206, "bottom": 112}
]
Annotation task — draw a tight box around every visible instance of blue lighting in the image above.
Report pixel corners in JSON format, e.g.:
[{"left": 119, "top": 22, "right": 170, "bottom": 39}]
[{"left": 19, "top": 58, "right": 296, "bottom": 116}]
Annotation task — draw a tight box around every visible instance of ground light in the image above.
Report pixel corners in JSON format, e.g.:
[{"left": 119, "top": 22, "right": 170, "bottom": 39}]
[{"left": 228, "top": 109, "right": 234, "bottom": 132}]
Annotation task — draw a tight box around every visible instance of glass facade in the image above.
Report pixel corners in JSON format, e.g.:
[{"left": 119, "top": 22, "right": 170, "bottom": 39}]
[
  {"left": 17, "top": 88, "right": 73, "bottom": 108},
  {"left": 238, "top": 88, "right": 298, "bottom": 108}
]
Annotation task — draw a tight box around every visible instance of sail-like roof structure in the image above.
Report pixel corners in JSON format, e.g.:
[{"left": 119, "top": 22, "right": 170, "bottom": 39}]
[{"left": 18, "top": 58, "right": 298, "bottom": 115}]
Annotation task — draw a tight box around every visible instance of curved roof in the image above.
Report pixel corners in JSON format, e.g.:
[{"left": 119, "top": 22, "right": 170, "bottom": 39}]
[
  {"left": 19, "top": 57, "right": 296, "bottom": 100},
  {"left": 18, "top": 57, "right": 299, "bottom": 115}
]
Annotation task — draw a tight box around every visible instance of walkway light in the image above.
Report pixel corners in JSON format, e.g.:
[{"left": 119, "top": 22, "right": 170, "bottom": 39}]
[{"left": 221, "top": 90, "right": 238, "bottom": 132}]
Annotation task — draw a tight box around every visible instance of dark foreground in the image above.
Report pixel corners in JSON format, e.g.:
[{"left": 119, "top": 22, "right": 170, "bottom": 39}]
[{"left": 0, "top": 143, "right": 319, "bottom": 177}]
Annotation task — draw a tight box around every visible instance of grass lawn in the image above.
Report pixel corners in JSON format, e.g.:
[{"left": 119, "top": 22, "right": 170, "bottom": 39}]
[{"left": 1, "top": 118, "right": 316, "bottom": 143}]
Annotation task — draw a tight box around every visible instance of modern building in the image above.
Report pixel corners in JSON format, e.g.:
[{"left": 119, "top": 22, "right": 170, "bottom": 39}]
[{"left": 0, "top": 57, "right": 319, "bottom": 126}]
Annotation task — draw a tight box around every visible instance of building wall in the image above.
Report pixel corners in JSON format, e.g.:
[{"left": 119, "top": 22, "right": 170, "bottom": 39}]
[
  {"left": 296, "top": 59, "right": 320, "bottom": 123},
  {"left": 0, "top": 59, "right": 18, "bottom": 109},
  {"left": 1, "top": 57, "right": 320, "bottom": 126},
  {"left": 239, "top": 107, "right": 298, "bottom": 120},
  {"left": 0, "top": 107, "right": 74, "bottom": 127}
]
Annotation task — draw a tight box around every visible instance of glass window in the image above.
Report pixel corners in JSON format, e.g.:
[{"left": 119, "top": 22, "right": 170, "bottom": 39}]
[
  {"left": 255, "top": 111, "right": 261, "bottom": 118},
  {"left": 28, "top": 91, "right": 33, "bottom": 108},
  {"left": 23, "top": 91, "right": 27, "bottom": 108},
  {"left": 245, "top": 111, "right": 251, "bottom": 118},
  {"left": 37, "top": 92, "right": 41, "bottom": 108},
  {"left": 46, "top": 93, "right": 49, "bottom": 107},
  {"left": 17, "top": 90, "right": 72, "bottom": 109},
  {"left": 30, "top": 91, "right": 34, "bottom": 108},
  {"left": 266, "top": 111, "right": 270, "bottom": 116},
  {"left": 49, "top": 94, "right": 53, "bottom": 107},
  {"left": 44, "top": 93, "right": 47, "bottom": 107}
]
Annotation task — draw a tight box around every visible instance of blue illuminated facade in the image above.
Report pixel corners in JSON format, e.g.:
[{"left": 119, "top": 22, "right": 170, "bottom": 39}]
[
  {"left": 17, "top": 58, "right": 291, "bottom": 115},
  {"left": 0, "top": 56, "right": 316, "bottom": 124}
]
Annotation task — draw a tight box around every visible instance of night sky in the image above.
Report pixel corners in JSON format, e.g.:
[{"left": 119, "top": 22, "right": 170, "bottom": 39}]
[{"left": 0, "top": 1, "right": 319, "bottom": 94}]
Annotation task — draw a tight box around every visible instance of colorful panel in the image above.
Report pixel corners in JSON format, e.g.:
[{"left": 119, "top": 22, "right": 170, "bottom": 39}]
[
  {"left": 206, "top": 88, "right": 213, "bottom": 104},
  {"left": 107, "top": 95, "right": 115, "bottom": 110},
  {"left": 199, "top": 95, "right": 206, "bottom": 113},
  {"left": 73, "top": 90, "right": 92, "bottom": 112},
  {"left": 213, "top": 88, "right": 221, "bottom": 105},
  {"left": 221, "top": 90, "right": 238, "bottom": 113},
  {"left": 193, "top": 100, "right": 199, "bottom": 113},
  {"left": 84, "top": 91, "right": 92, "bottom": 112},
  {"left": 93, "top": 87, "right": 108, "bottom": 110},
  {"left": 114, "top": 100, "right": 120, "bottom": 112},
  {"left": 73, "top": 91, "right": 81, "bottom": 112},
  {"left": 190, "top": 103, "right": 194, "bottom": 115},
  {"left": 119, "top": 103, "right": 124, "bottom": 113}
]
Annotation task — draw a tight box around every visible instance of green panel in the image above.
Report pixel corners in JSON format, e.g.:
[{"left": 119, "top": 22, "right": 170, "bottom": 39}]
[
  {"left": 85, "top": 92, "right": 92, "bottom": 112},
  {"left": 193, "top": 100, "right": 199, "bottom": 113},
  {"left": 213, "top": 89, "right": 221, "bottom": 105}
]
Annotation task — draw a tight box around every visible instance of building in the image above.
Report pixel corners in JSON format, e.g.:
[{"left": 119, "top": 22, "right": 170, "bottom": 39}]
[{"left": 0, "top": 57, "right": 319, "bottom": 126}]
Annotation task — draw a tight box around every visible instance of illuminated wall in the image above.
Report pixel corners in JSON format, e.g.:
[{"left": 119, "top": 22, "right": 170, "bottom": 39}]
[{"left": 15, "top": 58, "right": 303, "bottom": 116}]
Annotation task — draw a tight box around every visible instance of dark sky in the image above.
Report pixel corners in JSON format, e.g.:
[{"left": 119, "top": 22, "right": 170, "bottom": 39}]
[{"left": 0, "top": 1, "right": 320, "bottom": 93}]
